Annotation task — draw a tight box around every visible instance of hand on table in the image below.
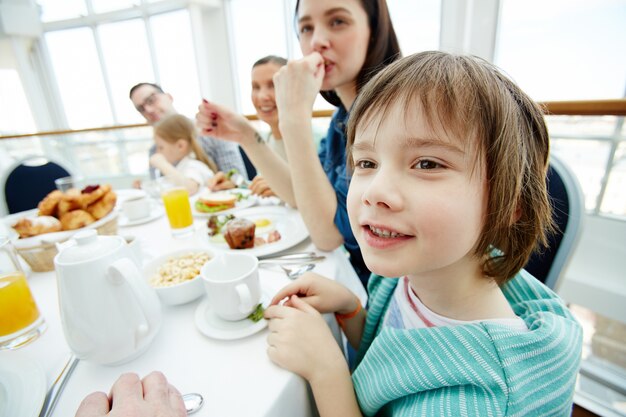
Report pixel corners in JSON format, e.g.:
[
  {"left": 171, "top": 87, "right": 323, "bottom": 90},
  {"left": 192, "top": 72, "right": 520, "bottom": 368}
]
[
  {"left": 265, "top": 294, "right": 347, "bottom": 383},
  {"left": 207, "top": 171, "right": 236, "bottom": 191},
  {"left": 197, "top": 99, "right": 258, "bottom": 145},
  {"left": 249, "top": 176, "right": 276, "bottom": 197},
  {"left": 75, "top": 372, "right": 185, "bottom": 417}
]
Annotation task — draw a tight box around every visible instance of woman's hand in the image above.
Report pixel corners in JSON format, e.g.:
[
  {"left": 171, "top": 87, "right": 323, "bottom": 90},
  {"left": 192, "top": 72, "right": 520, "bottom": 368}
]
[
  {"left": 268, "top": 272, "right": 359, "bottom": 315},
  {"left": 207, "top": 171, "right": 236, "bottom": 191},
  {"left": 196, "top": 99, "right": 258, "bottom": 146},
  {"left": 273, "top": 52, "right": 325, "bottom": 123},
  {"left": 75, "top": 372, "right": 185, "bottom": 417},
  {"left": 265, "top": 295, "right": 348, "bottom": 383},
  {"left": 249, "top": 176, "right": 275, "bottom": 197}
]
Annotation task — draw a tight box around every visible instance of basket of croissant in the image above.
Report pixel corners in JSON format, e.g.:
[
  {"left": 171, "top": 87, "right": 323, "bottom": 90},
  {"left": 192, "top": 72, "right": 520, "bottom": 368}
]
[{"left": 7, "top": 184, "right": 118, "bottom": 272}]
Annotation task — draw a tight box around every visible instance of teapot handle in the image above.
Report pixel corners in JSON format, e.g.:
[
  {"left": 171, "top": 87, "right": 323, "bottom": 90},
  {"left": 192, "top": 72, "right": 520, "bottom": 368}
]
[{"left": 108, "top": 258, "right": 160, "bottom": 339}]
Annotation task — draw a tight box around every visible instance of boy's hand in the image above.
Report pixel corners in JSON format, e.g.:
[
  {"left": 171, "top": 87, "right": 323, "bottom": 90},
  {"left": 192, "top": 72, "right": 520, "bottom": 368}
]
[
  {"left": 265, "top": 295, "right": 348, "bottom": 382},
  {"left": 268, "top": 272, "right": 359, "bottom": 315}
]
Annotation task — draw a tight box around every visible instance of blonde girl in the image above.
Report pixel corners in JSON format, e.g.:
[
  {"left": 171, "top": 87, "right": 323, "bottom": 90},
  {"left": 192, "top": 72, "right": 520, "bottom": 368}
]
[{"left": 151, "top": 114, "right": 217, "bottom": 195}]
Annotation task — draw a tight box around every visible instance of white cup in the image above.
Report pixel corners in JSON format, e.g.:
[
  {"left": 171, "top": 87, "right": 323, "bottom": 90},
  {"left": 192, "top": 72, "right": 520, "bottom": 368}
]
[
  {"left": 200, "top": 252, "right": 260, "bottom": 321},
  {"left": 122, "top": 193, "right": 150, "bottom": 221}
]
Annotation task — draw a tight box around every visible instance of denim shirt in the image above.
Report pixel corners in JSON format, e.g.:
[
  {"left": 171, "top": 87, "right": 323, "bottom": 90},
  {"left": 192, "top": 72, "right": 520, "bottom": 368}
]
[{"left": 318, "top": 106, "right": 369, "bottom": 285}]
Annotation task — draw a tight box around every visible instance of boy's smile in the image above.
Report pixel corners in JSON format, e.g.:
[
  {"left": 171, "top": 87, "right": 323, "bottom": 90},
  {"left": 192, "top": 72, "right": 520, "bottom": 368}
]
[{"left": 347, "top": 100, "right": 488, "bottom": 282}]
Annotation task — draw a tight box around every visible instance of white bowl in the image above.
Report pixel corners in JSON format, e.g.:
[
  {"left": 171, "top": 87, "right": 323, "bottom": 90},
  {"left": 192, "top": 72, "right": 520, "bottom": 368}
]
[{"left": 144, "top": 247, "right": 215, "bottom": 306}]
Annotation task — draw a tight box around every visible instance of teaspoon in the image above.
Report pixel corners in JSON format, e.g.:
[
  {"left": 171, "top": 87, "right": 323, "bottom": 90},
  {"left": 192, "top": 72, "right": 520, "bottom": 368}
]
[{"left": 183, "top": 393, "right": 204, "bottom": 415}]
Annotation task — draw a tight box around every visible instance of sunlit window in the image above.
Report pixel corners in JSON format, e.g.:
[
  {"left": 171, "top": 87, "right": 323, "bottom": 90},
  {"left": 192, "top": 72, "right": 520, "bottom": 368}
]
[
  {"left": 388, "top": 0, "right": 441, "bottom": 55},
  {"left": 91, "top": 0, "right": 138, "bottom": 14},
  {"left": 150, "top": 10, "right": 201, "bottom": 119},
  {"left": 99, "top": 18, "right": 155, "bottom": 124},
  {"left": 229, "top": 0, "right": 290, "bottom": 115},
  {"left": 37, "top": 0, "right": 87, "bottom": 23},
  {"left": 0, "top": 70, "right": 37, "bottom": 135},
  {"left": 45, "top": 27, "right": 113, "bottom": 128}
]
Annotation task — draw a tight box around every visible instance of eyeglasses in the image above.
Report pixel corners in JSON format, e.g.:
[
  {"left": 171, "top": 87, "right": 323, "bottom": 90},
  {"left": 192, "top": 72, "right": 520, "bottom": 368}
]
[{"left": 135, "top": 92, "right": 161, "bottom": 113}]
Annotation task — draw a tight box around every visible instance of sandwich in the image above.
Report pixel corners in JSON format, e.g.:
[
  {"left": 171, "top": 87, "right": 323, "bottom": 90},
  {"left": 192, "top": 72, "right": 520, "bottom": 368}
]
[{"left": 195, "top": 191, "right": 238, "bottom": 213}]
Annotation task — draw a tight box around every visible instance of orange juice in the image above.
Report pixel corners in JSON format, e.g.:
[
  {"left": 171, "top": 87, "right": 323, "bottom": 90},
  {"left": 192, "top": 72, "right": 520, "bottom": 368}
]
[
  {"left": 0, "top": 272, "right": 41, "bottom": 336},
  {"left": 162, "top": 188, "right": 193, "bottom": 230}
]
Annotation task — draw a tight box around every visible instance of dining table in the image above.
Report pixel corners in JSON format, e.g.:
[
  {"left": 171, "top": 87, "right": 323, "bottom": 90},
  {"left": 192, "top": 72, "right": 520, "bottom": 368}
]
[{"left": 0, "top": 195, "right": 367, "bottom": 417}]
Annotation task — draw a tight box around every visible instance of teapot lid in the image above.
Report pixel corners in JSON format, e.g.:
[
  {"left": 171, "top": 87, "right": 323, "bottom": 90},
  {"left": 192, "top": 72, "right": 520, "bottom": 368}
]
[{"left": 56, "top": 229, "right": 121, "bottom": 264}]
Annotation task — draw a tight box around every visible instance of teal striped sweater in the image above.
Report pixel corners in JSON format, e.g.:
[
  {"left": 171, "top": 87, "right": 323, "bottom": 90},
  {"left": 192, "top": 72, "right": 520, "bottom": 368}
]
[{"left": 353, "top": 270, "right": 582, "bottom": 416}]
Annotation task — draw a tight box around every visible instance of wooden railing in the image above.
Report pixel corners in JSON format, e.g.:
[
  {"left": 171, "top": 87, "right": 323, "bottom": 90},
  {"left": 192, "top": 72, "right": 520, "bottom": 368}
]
[{"left": 1, "top": 99, "right": 624, "bottom": 140}]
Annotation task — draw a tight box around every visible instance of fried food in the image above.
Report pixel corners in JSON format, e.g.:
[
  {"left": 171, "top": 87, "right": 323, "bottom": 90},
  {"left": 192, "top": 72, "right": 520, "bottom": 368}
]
[
  {"left": 60, "top": 209, "right": 95, "bottom": 230},
  {"left": 12, "top": 216, "right": 62, "bottom": 238},
  {"left": 57, "top": 192, "right": 85, "bottom": 217},
  {"left": 37, "top": 190, "right": 64, "bottom": 216},
  {"left": 80, "top": 184, "right": 111, "bottom": 206},
  {"left": 85, "top": 190, "right": 117, "bottom": 220}
]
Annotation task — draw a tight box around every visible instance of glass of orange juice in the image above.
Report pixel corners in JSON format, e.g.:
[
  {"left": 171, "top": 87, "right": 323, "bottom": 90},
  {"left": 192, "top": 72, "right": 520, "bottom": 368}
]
[
  {"left": 0, "top": 237, "right": 46, "bottom": 349},
  {"left": 159, "top": 178, "right": 194, "bottom": 237}
]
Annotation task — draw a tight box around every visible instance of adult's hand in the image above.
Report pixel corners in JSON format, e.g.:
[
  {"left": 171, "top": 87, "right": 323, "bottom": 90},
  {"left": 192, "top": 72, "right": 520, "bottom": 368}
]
[
  {"left": 207, "top": 171, "right": 236, "bottom": 191},
  {"left": 249, "top": 176, "right": 276, "bottom": 197},
  {"left": 273, "top": 52, "right": 325, "bottom": 124},
  {"left": 75, "top": 372, "right": 185, "bottom": 417},
  {"left": 197, "top": 99, "right": 258, "bottom": 146}
]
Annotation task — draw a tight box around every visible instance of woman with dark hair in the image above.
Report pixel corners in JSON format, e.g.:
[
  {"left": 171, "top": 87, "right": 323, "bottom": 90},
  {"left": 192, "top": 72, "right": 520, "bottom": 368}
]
[{"left": 197, "top": 0, "right": 401, "bottom": 286}]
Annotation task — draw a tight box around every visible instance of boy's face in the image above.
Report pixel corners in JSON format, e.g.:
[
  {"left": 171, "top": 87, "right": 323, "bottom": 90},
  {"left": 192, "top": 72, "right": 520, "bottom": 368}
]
[{"left": 347, "top": 100, "right": 488, "bottom": 281}]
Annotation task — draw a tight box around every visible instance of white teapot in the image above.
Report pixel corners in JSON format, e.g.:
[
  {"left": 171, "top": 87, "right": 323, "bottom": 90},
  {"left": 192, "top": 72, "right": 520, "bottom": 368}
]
[{"left": 54, "top": 230, "right": 161, "bottom": 365}]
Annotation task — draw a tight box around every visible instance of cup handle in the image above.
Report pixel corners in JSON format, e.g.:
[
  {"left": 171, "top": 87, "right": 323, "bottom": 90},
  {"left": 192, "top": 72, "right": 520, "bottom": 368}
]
[
  {"left": 235, "top": 283, "right": 253, "bottom": 314},
  {"left": 108, "top": 258, "right": 160, "bottom": 340}
]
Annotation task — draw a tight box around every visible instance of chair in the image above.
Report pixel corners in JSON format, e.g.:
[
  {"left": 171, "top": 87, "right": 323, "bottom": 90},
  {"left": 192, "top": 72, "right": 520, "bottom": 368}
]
[
  {"left": 1, "top": 157, "right": 71, "bottom": 214},
  {"left": 524, "top": 154, "right": 585, "bottom": 290}
]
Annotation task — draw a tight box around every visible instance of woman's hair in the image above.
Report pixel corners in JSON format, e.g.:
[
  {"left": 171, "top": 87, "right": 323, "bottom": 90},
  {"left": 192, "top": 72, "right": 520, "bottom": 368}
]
[
  {"left": 154, "top": 114, "right": 218, "bottom": 173},
  {"left": 347, "top": 51, "right": 554, "bottom": 285},
  {"left": 252, "top": 55, "right": 288, "bottom": 69},
  {"left": 295, "top": 0, "right": 401, "bottom": 107}
]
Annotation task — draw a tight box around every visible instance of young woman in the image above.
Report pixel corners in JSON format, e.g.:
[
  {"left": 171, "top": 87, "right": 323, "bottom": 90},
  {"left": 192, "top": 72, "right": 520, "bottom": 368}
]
[{"left": 197, "top": 0, "right": 401, "bottom": 285}]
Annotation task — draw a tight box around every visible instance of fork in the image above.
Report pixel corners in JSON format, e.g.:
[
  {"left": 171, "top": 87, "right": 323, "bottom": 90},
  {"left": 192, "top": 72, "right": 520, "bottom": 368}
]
[{"left": 280, "top": 263, "right": 315, "bottom": 280}]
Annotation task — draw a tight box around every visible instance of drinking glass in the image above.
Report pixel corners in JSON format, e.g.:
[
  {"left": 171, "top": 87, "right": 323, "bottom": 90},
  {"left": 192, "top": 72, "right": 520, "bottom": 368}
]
[
  {"left": 159, "top": 178, "right": 194, "bottom": 237},
  {"left": 0, "top": 237, "right": 47, "bottom": 349}
]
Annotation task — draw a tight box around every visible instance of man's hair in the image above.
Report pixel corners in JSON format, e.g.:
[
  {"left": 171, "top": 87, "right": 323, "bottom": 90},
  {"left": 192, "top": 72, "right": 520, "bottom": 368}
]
[
  {"left": 129, "top": 82, "right": 164, "bottom": 99},
  {"left": 252, "top": 55, "right": 288, "bottom": 69},
  {"left": 294, "top": 0, "right": 401, "bottom": 107},
  {"left": 347, "top": 51, "right": 554, "bottom": 285}
]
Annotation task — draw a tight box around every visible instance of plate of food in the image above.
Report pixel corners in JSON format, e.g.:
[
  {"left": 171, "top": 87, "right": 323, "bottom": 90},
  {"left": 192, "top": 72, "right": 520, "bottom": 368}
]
[
  {"left": 202, "top": 206, "right": 309, "bottom": 257},
  {"left": 3, "top": 184, "right": 118, "bottom": 249},
  {"left": 190, "top": 189, "right": 256, "bottom": 217}
]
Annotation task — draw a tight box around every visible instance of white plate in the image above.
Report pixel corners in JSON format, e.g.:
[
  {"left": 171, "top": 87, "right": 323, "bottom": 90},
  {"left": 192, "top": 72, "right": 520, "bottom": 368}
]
[
  {"left": 118, "top": 202, "right": 164, "bottom": 227},
  {"left": 202, "top": 206, "right": 309, "bottom": 257},
  {"left": 4, "top": 209, "right": 118, "bottom": 249},
  {"left": 0, "top": 355, "right": 46, "bottom": 417},
  {"left": 190, "top": 189, "right": 256, "bottom": 217},
  {"left": 195, "top": 290, "right": 270, "bottom": 340}
]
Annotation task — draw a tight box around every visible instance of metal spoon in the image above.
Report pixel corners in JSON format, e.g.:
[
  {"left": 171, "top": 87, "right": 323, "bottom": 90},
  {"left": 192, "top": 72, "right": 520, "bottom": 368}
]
[{"left": 183, "top": 393, "right": 204, "bottom": 415}]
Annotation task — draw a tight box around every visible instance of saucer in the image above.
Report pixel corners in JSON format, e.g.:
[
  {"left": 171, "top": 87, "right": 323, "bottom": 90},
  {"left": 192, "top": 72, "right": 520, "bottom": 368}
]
[
  {"left": 0, "top": 355, "right": 46, "bottom": 417},
  {"left": 118, "top": 203, "right": 164, "bottom": 227},
  {"left": 195, "top": 290, "right": 271, "bottom": 340}
]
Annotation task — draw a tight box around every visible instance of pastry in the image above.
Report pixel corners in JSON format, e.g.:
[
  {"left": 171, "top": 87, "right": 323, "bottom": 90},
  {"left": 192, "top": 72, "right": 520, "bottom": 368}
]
[
  {"left": 37, "top": 190, "right": 64, "bottom": 216},
  {"left": 223, "top": 218, "right": 256, "bottom": 249},
  {"left": 12, "top": 216, "right": 62, "bottom": 238},
  {"left": 60, "top": 209, "right": 95, "bottom": 230},
  {"left": 85, "top": 190, "right": 117, "bottom": 220},
  {"left": 80, "top": 184, "right": 111, "bottom": 206}
]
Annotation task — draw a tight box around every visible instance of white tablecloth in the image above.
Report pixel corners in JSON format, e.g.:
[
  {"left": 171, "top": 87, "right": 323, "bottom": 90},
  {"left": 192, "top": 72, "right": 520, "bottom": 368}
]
[{"left": 0, "top": 205, "right": 366, "bottom": 417}]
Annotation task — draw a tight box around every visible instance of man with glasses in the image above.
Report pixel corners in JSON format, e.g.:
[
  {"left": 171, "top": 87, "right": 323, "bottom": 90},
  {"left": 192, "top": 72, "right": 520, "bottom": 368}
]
[{"left": 129, "top": 82, "right": 247, "bottom": 185}]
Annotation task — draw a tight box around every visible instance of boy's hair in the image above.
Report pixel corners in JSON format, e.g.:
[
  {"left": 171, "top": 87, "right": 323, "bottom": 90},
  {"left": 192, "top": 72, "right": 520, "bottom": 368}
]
[
  {"left": 129, "top": 82, "right": 164, "bottom": 99},
  {"left": 346, "top": 51, "right": 554, "bottom": 285},
  {"left": 252, "top": 55, "right": 287, "bottom": 69},
  {"left": 154, "top": 114, "right": 218, "bottom": 173},
  {"left": 294, "top": 0, "right": 402, "bottom": 107}
]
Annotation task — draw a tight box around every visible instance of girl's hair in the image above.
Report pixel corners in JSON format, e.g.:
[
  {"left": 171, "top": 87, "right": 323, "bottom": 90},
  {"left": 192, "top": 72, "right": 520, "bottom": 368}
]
[
  {"left": 252, "top": 55, "right": 288, "bottom": 69},
  {"left": 347, "top": 51, "right": 554, "bottom": 285},
  {"left": 295, "top": 0, "right": 401, "bottom": 107},
  {"left": 154, "top": 114, "right": 218, "bottom": 173}
]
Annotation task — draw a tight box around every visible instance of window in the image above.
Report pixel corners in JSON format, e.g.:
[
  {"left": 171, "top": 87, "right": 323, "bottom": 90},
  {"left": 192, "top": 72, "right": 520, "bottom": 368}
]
[
  {"left": 0, "top": 69, "right": 37, "bottom": 135},
  {"left": 388, "top": 0, "right": 441, "bottom": 55}
]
